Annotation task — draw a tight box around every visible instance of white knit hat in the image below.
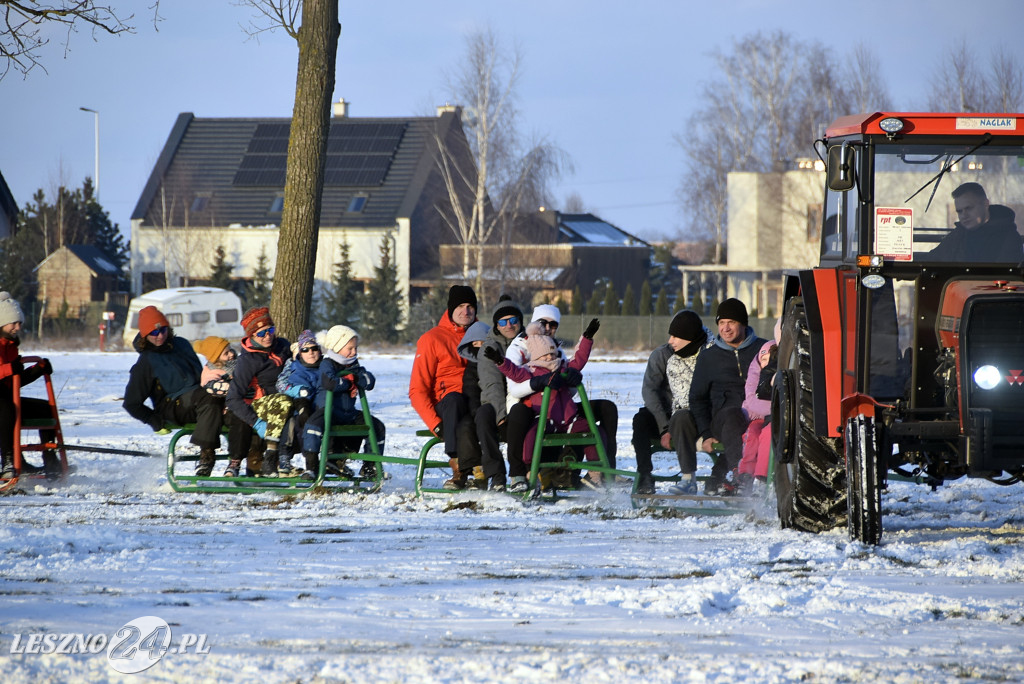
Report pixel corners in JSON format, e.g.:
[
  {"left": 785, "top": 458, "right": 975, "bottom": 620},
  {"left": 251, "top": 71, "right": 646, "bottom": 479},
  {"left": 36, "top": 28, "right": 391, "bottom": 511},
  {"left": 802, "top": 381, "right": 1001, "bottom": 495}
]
[
  {"left": 531, "top": 304, "right": 561, "bottom": 324},
  {"left": 0, "top": 292, "right": 24, "bottom": 328},
  {"left": 320, "top": 324, "right": 359, "bottom": 353}
]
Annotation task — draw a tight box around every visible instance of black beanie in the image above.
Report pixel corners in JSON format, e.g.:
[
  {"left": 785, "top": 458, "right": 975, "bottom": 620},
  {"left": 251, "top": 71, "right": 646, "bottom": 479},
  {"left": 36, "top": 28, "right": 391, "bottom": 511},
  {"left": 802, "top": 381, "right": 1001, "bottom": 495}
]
[
  {"left": 447, "top": 285, "right": 477, "bottom": 320},
  {"left": 491, "top": 294, "right": 523, "bottom": 330},
  {"left": 668, "top": 310, "right": 704, "bottom": 342},
  {"left": 716, "top": 298, "right": 748, "bottom": 327}
]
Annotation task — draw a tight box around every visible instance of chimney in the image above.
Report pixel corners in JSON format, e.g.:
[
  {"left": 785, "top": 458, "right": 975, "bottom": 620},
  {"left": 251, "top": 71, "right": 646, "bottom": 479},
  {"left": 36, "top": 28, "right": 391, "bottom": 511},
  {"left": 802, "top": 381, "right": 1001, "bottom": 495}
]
[
  {"left": 332, "top": 98, "right": 350, "bottom": 118},
  {"left": 436, "top": 103, "right": 462, "bottom": 118}
]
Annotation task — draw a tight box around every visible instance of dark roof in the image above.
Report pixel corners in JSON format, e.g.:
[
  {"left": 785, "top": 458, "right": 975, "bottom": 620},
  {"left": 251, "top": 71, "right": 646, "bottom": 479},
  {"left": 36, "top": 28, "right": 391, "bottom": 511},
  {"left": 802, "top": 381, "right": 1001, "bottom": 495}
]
[
  {"left": 0, "top": 168, "right": 16, "bottom": 220},
  {"left": 132, "top": 111, "right": 465, "bottom": 229},
  {"left": 35, "top": 245, "right": 121, "bottom": 276},
  {"left": 556, "top": 212, "right": 649, "bottom": 246}
]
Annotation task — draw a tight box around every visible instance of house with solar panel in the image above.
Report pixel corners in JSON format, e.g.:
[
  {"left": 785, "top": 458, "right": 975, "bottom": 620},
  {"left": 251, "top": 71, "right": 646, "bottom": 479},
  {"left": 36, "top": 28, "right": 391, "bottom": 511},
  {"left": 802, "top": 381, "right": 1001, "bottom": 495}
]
[{"left": 129, "top": 101, "right": 473, "bottom": 315}]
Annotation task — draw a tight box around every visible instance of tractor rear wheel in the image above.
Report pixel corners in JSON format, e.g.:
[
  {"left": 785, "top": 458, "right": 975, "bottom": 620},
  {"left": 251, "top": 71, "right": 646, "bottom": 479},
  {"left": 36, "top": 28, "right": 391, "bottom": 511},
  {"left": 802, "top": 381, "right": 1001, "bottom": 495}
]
[
  {"left": 845, "top": 414, "right": 883, "bottom": 544},
  {"left": 773, "top": 298, "right": 846, "bottom": 533}
]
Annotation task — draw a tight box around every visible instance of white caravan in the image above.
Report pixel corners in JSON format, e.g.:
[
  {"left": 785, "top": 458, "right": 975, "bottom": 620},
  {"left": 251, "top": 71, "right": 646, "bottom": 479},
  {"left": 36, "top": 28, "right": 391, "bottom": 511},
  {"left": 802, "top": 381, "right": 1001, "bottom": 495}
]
[{"left": 122, "top": 287, "right": 244, "bottom": 347}]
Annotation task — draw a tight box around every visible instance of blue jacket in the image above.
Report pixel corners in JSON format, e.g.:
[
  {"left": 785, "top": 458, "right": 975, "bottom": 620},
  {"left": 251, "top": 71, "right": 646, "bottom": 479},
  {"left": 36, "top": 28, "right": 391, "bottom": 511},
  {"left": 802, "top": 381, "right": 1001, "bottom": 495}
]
[
  {"left": 276, "top": 357, "right": 321, "bottom": 399},
  {"left": 318, "top": 357, "right": 375, "bottom": 424}
]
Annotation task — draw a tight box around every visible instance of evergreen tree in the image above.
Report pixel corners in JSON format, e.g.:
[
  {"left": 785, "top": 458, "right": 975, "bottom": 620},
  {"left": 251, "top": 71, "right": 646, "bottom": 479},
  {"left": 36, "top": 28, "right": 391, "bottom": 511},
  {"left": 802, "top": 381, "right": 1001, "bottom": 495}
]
[
  {"left": 403, "top": 281, "right": 448, "bottom": 343},
  {"left": 0, "top": 225, "right": 43, "bottom": 302},
  {"left": 244, "top": 245, "right": 273, "bottom": 309},
  {"left": 654, "top": 286, "right": 670, "bottom": 316},
  {"left": 621, "top": 282, "right": 636, "bottom": 316},
  {"left": 363, "top": 233, "right": 402, "bottom": 343},
  {"left": 553, "top": 296, "right": 567, "bottom": 314},
  {"left": 319, "top": 239, "right": 362, "bottom": 328},
  {"left": 570, "top": 285, "right": 583, "bottom": 315},
  {"left": 691, "top": 288, "right": 706, "bottom": 315},
  {"left": 209, "top": 245, "right": 234, "bottom": 291},
  {"left": 585, "top": 288, "right": 603, "bottom": 315},
  {"left": 638, "top": 279, "right": 652, "bottom": 316},
  {"left": 82, "top": 178, "right": 129, "bottom": 285},
  {"left": 602, "top": 280, "right": 618, "bottom": 315}
]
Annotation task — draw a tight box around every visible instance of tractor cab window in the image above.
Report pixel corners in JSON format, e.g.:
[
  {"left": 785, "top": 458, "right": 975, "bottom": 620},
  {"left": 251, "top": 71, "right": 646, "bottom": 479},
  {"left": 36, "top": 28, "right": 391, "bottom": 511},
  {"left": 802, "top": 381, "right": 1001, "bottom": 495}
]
[{"left": 873, "top": 144, "right": 1024, "bottom": 264}]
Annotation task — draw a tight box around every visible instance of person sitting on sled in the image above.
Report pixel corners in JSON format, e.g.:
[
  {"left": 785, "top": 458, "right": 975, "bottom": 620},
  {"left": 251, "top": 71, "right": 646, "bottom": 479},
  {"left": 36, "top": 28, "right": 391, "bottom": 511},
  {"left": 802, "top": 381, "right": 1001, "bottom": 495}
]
[
  {"left": 482, "top": 318, "right": 604, "bottom": 490},
  {"left": 299, "top": 325, "right": 385, "bottom": 481},
  {"left": 0, "top": 292, "right": 61, "bottom": 480},
  {"left": 275, "top": 329, "right": 326, "bottom": 479}
]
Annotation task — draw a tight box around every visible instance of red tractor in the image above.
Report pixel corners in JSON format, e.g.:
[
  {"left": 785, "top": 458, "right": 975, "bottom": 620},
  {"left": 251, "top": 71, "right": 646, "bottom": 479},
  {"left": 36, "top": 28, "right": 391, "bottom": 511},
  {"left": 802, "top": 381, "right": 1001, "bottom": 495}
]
[{"left": 772, "top": 112, "right": 1024, "bottom": 544}]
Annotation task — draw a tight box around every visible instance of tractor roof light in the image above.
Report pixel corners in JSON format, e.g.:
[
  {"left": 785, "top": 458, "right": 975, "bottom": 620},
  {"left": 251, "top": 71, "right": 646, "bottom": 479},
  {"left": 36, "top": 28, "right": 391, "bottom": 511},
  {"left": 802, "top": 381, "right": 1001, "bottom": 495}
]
[
  {"left": 879, "top": 117, "right": 904, "bottom": 136},
  {"left": 974, "top": 365, "right": 1002, "bottom": 390}
]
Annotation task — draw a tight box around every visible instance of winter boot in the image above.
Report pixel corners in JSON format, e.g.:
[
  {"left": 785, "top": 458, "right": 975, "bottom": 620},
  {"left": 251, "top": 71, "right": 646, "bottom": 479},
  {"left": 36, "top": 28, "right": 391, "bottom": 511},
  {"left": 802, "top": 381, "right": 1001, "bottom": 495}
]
[
  {"left": 261, "top": 450, "right": 280, "bottom": 478},
  {"left": 278, "top": 452, "right": 297, "bottom": 477},
  {"left": 468, "top": 466, "right": 487, "bottom": 490},
  {"left": 302, "top": 451, "right": 320, "bottom": 480},
  {"left": 245, "top": 448, "right": 263, "bottom": 478},
  {"left": 195, "top": 448, "right": 217, "bottom": 477},
  {"left": 508, "top": 476, "right": 529, "bottom": 493},
  {"left": 737, "top": 472, "right": 754, "bottom": 497},
  {"left": 224, "top": 459, "right": 242, "bottom": 478},
  {"left": 359, "top": 461, "right": 378, "bottom": 479},
  {"left": 1, "top": 454, "right": 15, "bottom": 480},
  {"left": 443, "top": 457, "right": 467, "bottom": 490},
  {"left": 635, "top": 472, "right": 655, "bottom": 495},
  {"left": 42, "top": 450, "right": 62, "bottom": 481},
  {"left": 489, "top": 474, "right": 507, "bottom": 492}
]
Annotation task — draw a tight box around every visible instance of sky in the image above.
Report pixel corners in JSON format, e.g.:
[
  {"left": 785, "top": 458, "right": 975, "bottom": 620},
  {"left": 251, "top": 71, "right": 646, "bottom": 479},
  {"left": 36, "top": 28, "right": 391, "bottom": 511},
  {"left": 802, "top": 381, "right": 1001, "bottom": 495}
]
[{"left": 2, "top": 0, "right": 1024, "bottom": 244}]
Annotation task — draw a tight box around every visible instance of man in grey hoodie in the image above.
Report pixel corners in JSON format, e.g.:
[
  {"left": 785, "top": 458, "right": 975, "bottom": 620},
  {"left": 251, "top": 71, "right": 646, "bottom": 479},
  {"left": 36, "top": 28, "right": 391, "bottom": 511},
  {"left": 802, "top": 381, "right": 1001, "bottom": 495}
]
[{"left": 688, "top": 298, "right": 766, "bottom": 496}]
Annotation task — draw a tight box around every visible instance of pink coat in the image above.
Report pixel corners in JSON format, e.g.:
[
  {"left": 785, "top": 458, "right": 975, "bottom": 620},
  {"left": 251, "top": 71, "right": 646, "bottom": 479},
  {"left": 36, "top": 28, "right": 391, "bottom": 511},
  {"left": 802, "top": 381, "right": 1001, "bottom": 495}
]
[{"left": 742, "top": 340, "right": 775, "bottom": 421}]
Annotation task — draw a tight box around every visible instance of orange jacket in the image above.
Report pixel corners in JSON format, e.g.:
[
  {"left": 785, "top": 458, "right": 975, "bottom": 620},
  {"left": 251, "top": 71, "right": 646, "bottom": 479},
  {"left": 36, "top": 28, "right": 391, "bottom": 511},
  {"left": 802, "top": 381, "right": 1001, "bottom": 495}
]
[{"left": 409, "top": 311, "right": 471, "bottom": 430}]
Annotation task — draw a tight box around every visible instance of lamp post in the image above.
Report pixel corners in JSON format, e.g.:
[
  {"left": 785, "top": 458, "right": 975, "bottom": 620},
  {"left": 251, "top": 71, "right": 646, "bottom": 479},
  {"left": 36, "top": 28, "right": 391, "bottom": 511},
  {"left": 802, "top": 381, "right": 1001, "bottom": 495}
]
[{"left": 79, "top": 107, "right": 99, "bottom": 200}]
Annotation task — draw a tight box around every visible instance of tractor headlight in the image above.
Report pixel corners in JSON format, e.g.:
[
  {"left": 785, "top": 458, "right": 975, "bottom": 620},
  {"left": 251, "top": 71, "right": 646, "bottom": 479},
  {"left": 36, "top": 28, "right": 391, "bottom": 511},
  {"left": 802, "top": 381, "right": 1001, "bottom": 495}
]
[{"left": 974, "top": 365, "right": 1002, "bottom": 390}]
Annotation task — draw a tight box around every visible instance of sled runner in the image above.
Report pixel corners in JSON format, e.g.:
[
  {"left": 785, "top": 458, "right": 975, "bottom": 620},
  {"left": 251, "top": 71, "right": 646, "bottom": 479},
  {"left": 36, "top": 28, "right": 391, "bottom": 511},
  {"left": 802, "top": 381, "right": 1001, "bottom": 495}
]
[
  {"left": 2, "top": 356, "right": 70, "bottom": 491},
  {"left": 412, "top": 430, "right": 458, "bottom": 496}
]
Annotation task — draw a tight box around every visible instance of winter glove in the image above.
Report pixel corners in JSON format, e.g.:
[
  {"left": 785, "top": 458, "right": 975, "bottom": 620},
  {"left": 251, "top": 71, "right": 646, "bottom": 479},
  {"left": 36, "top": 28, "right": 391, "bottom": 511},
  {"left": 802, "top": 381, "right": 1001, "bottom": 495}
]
[
  {"left": 298, "top": 386, "right": 311, "bottom": 398},
  {"left": 353, "top": 370, "right": 370, "bottom": 390},
  {"left": 10, "top": 358, "right": 24, "bottom": 376},
  {"left": 482, "top": 346, "right": 504, "bottom": 365},
  {"left": 546, "top": 373, "right": 567, "bottom": 390},
  {"left": 209, "top": 379, "right": 230, "bottom": 396},
  {"left": 37, "top": 358, "right": 53, "bottom": 376},
  {"left": 563, "top": 367, "right": 583, "bottom": 387},
  {"left": 756, "top": 368, "right": 776, "bottom": 401},
  {"left": 252, "top": 419, "right": 268, "bottom": 439},
  {"left": 529, "top": 372, "right": 554, "bottom": 392},
  {"left": 582, "top": 318, "right": 600, "bottom": 340},
  {"left": 320, "top": 372, "right": 338, "bottom": 391},
  {"left": 148, "top": 415, "right": 165, "bottom": 433}
]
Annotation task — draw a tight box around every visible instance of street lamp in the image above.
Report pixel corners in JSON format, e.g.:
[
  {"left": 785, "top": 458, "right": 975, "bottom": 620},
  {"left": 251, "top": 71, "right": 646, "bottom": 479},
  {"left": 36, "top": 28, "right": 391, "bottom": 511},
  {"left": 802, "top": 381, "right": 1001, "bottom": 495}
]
[{"left": 79, "top": 107, "right": 99, "bottom": 200}]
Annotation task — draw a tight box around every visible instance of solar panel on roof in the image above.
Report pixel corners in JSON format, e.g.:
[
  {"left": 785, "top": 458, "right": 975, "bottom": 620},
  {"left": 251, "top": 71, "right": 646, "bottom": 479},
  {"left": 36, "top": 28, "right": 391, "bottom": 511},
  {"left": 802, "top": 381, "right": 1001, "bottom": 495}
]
[{"left": 234, "top": 121, "right": 407, "bottom": 188}]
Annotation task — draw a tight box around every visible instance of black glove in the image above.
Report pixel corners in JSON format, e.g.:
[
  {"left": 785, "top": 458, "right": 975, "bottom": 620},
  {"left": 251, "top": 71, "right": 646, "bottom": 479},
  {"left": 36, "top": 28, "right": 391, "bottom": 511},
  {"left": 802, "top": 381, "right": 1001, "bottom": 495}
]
[
  {"left": 547, "top": 373, "right": 566, "bottom": 390},
  {"left": 148, "top": 414, "right": 165, "bottom": 432},
  {"left": 582, "top": 318, "right": 600, "bottom": 340},
  {"left": 38, "top": 358, "right": 53, "bottom": 376},
  {"left": 10, "top": 358, "right": 24, "bottom": 376},
  {"left": 354, "top": 369, "right": 370, "bottom": 390},
  {"left": 756, "top": 367, "right": 776, "bottom": 401},
  {"left": 482, "top": 346, "right": 504, "bottom": 364},
  {"left": 563, "top": 367, "right": 582, "bottom": 387},
  {"left": 320, "top": 372, "right": 338, "bottom": 391},
  {"left": 529, "top": 372, "right": 553, "bottom": 392}
]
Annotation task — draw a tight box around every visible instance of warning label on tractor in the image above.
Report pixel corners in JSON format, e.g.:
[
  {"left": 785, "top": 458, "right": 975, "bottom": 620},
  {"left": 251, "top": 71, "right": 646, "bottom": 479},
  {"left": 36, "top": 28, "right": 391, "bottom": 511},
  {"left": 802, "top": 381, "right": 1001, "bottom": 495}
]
[{"left": 874, "top": 207, "right": 913, "bottom": 261}]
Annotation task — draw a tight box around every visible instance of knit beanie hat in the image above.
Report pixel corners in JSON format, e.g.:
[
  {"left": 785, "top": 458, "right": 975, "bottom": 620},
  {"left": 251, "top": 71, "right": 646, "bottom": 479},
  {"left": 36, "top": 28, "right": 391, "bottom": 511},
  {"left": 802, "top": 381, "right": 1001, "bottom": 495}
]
[
  {"left": 296, "top": 329, "right": 317, "bottom": 349},
  {"left": 137, "top": 306, "right": 169, "bottom": 335},
  {"left": 492, "top": 294, "right": 523, "bottom": 332},
  {"left": 193, "top": 336, "right": 230, "bottom": 363},
  {"left": 241, "top": 306, "right": 274, "bottom": 337},
  {"left": 447, "top": 285, "right": 477, "bottom": 320},
  {"left": 716, "top": 298, "right": 749, "bottom": 327},
  {"left": 668, "top": 310, "right": 704, "bottom": 342},
  {"left": 525, "top": 321, "right": 560, "bottom": 371},
  {"left": 0, "top": 292, "right": 25, "bottom": 328},
  {"left": 530, "top": 303, "right": 561, "bottom": 324},
  {"left": 322, "top": 324, "right": 359, "bottom": 353}
]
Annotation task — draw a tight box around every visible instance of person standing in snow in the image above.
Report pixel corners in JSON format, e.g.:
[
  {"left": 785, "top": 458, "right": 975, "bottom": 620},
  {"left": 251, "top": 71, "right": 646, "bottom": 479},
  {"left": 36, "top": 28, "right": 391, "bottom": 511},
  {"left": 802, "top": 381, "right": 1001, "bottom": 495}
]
[
  {"left": 408, "top": 285, "right": 478, "bottom": 489},
  {"left": 688, "top": 298, "right": 766, "bottom": 496},
  {"left": 225, "top": 307, "right": 294, "bottom": 478},
  {"left": 0, "top": 292, "right": 61, "bottom": 480},
  {"left": 123, "top": 305, "right": 225, "bottom": 477},
  {"left": 300, "top": 325, "right": 385, "bottom": 481},
  {"left": 630, "top": 310, "right": 714, "bottom": 495}
]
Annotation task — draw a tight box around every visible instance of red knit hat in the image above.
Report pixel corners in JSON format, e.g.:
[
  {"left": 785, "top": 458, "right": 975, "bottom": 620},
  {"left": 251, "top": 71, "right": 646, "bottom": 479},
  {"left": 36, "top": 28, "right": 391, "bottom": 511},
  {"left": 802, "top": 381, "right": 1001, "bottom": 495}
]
[
  {"left": 137, "top": 306, "right": 169, "bottom": 335},
  {"left": 241, "top": 306, "right": 274, "bottom": 337}
]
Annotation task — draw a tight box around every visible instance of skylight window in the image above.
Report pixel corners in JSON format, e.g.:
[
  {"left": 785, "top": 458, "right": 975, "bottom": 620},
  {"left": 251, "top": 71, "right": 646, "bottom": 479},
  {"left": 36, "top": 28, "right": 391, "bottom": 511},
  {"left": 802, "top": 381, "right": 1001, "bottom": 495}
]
[
  {"left": 190, "top": 196, "right": 209, "bottom": 212},
  {"left": 347, "top": 195, "right": 368, "bottom": 213},
  {"left": 269, "top": 196, "right": 285, "bottom": 213}
]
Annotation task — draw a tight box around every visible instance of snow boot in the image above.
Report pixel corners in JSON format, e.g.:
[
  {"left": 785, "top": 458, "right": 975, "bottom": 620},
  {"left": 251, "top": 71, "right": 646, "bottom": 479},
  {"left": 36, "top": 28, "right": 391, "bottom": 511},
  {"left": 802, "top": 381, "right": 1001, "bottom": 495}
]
[
  {"left": 223, "top": 459, "right": 242, "bottom": 478},
  {"left": 42, "top": 450, "right": 62, "bottom": 481},
  {"left": 635, "top": 473, "right": 655, "bottom": 495},
  {"left": 443, "top": 457, "right": 467, "bottom": 490},
  {"left": 261, "top": 449, "right": 280, "bottom": 478},
  {"left": 245, "top": 447, "right": 263, "bottom": 478},
  {"left": 359, "top": 461, "right": 378, "bottom": 479},
  {"left": 195, "top": 448, "right": 216, "bottom": 477},
  {"left": 468, "top": 465, "right": 487, "bottom": 490},
  {"left": 1, "top": 454, "right": 15, "bottom": 480}
]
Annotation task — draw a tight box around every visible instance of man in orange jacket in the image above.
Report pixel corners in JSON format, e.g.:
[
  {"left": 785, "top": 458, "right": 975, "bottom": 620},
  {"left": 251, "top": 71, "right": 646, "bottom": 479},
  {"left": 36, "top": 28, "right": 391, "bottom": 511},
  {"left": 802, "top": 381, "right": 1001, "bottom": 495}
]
[{"left": 409, "top": 285, "right": 477, "bottom": 486}]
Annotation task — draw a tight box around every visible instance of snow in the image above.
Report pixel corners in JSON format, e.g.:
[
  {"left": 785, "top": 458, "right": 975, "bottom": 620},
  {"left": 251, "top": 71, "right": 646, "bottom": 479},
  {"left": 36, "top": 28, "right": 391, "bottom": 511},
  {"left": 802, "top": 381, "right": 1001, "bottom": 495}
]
[{"left": 1, "top": 350, "right": 1023, "bottom": 683}]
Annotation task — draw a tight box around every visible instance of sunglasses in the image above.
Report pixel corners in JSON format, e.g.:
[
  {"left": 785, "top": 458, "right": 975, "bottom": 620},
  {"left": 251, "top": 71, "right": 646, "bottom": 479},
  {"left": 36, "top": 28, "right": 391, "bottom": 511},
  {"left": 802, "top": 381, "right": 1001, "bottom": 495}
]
[
  {"left": 147, "top": 326, "right": 169, "bottom": 336},
  {"left": 497, "top": 316, "right": 520, "bottom": 328},
  {"left": 537, "top": 319, "right": 558, "bottom": 329},
  {"left": 254, "top": 326, "right": 276, "bottom": 338},
  {"left": 300, "top": 345, "right": 320, "bottom": 353}
]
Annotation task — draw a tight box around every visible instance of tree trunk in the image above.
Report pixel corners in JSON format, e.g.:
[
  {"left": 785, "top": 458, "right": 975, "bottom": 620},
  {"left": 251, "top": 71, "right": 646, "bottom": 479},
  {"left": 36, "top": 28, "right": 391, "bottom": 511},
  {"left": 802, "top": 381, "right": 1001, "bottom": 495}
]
[{"left": 269, "top": 0, "right": 340, "bottom": 341}]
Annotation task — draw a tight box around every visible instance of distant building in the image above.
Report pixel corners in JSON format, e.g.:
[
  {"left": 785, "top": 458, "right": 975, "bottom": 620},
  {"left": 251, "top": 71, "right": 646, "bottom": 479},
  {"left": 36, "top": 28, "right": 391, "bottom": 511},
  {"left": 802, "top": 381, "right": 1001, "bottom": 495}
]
[
  {"left": 34, "top": 244, "right": 124, "bottom": 321},
  {"left": 129, "top": 102, "right": 476, "bottom": 317}
]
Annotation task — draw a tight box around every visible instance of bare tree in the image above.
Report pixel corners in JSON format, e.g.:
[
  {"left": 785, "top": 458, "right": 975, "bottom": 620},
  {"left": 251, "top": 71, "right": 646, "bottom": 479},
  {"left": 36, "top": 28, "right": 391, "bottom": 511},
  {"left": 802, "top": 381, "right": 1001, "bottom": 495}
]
[
  {"left": 989, "top": 46, "right": 1024, "bottom": 112},
  {"left": 0, "top": 1, "right": 161, "bottom": 80},
  {"left": 928, "top": 40, "right": 989, "bottom": 112},
  {"left": 845, "top": 43, "right": 891, "bottom": 113},
  {"left": 241, "top": 0, "right": 339, "bottom": 340},
  {"left": 433, "top": 27, "right": 568, "bottom": 305}
]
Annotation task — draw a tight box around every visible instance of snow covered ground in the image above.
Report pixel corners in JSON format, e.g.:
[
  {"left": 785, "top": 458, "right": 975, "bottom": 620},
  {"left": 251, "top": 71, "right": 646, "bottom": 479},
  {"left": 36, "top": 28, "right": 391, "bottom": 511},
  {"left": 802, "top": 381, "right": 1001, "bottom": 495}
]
[{"left": 1, "top": 350, "right": 1023, "bottom": 683}]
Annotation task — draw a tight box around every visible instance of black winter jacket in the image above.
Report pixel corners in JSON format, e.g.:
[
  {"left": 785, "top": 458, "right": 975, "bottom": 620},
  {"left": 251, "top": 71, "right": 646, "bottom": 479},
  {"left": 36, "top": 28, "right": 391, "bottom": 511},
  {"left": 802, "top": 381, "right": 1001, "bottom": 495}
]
[
  {"left": 122, "top": 333, "right": 202, "bottom": 429},
  {"left": 688, "top": 328, "right": 766, "bottom": 440},
  {"left": 226, "top": 336, "right": 291, "bottom": 427}
]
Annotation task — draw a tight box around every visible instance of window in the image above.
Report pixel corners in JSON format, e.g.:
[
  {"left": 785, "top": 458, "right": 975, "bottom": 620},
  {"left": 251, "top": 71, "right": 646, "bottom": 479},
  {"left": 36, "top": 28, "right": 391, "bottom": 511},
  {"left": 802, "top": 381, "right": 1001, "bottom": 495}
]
[
  {"left": 346, "top": 195, "right": 367, "bottom": 213},
  {"left": 190, "top": 196, "right": 209, "bottom": 213},
  {"left": 129, "top": 313, "right": 138, "bottom": 328},
  {"left": 269, "top": 196, "right": 285, "bottom": 213},
  {"left": 189, "top": 311, "right": 210, "bottom": 324},
  {"left": 216, "top": 309, "right": 239, "bottom": 323},
  {"left": 166, "top": 313, "right": 183, "bottom": 327}
]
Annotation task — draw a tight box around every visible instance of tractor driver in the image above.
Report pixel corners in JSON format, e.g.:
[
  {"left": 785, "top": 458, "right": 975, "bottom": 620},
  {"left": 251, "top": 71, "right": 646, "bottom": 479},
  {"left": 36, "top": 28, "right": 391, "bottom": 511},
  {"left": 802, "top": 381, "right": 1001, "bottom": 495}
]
[{"left": 928, "top": 182, "right": 1022, "bottom": 262}]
